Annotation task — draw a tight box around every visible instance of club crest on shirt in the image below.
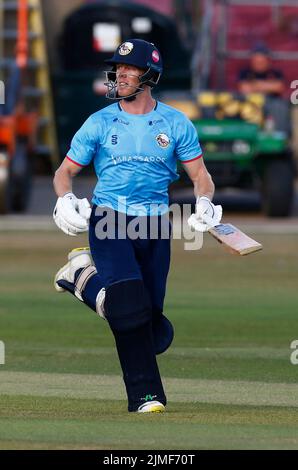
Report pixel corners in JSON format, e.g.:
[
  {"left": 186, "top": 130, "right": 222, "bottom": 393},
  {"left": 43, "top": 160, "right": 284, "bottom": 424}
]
[
  {"left": 118, "top": 42, "right": 134, "bottom": 55},
  {"left": 156, "top": 133, "right": 170, "bottom": 148}
]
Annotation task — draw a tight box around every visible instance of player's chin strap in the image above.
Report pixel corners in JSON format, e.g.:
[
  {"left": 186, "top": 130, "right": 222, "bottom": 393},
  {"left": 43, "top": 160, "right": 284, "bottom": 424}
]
[{"left": 104, "top": 67, "right": 160, "bottom": 101}]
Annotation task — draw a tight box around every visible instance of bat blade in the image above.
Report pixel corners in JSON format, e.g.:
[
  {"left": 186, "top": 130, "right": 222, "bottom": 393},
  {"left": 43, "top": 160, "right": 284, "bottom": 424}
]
[{"left": 208, "top": 223, "right": 263, "bottom": 255}]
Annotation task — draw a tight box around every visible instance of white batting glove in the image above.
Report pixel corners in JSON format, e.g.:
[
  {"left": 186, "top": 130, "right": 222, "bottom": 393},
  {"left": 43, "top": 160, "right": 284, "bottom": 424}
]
[
  {"left": 53, "top": 192, "right": 91, "bottom": 236},
  {"left": 188, "top": 196, "right": 223, "bottom": 232}
]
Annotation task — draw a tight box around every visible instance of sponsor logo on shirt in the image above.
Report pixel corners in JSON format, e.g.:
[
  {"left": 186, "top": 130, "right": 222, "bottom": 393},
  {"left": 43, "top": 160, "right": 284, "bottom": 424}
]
[
  {"left": 148, "top": 119, "right": 163, "bottom": 126},
  {"left": 113, "top": 117, "right": 129, "bottom": 125},
  {"left": 111, "top": 155, "right": 166, "bottom": 165}
]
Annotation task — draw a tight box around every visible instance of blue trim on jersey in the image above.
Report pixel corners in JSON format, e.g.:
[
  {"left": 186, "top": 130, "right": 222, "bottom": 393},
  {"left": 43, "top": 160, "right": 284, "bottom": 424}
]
[{"left": 67, "top": 101, "right": 202, "bottom": 215}]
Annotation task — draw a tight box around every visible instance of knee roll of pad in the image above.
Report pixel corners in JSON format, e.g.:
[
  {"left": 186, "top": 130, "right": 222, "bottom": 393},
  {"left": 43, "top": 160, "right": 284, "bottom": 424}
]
[
  {"left": 153, "top": 314, "right": 174, "bottom": 355},
  {"left": 104, "top": 279, "right": 151, "bottom": 332}
]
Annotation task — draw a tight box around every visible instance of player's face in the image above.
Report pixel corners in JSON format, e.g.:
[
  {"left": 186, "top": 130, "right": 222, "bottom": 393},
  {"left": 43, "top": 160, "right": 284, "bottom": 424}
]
[
  {"left": 250, "top": 53, "right": 270, "bottom": 73},
  {"left": 116, "top": 64, "right": 144, "bottom": 97}
]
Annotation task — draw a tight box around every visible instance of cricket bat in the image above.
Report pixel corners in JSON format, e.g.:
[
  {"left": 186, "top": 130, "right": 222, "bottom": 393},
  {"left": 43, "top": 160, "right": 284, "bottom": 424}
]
[{"left": 208, "top": 223, "right": 263, "bottom": 255}]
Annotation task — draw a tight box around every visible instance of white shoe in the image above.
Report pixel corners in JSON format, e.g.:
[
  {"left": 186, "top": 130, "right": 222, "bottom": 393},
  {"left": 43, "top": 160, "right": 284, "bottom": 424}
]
[
  {"left": 54, "top": 247, "right": 93, "bottom": 293},
  {"left": 137, "top": 401, "right": 165, "bottom": 413}
]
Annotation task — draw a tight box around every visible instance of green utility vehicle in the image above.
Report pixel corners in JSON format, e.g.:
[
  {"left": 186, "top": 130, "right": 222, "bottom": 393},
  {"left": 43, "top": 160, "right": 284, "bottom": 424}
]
[
  {"left": 164, "top": 89, "right": 295, "bottom": 217},
  {"left": 193, "top": 116, "right": 294, "bottom": 217}
]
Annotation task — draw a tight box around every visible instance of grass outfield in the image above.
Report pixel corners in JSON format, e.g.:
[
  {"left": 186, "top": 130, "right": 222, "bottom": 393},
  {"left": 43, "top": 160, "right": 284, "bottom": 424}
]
[{"left": 0, "top": 229, "right": 298, "bottom": 449}]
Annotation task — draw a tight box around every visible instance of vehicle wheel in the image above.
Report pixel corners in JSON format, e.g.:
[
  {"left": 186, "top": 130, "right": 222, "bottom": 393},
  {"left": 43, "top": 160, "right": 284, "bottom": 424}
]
[
  {"left": 262, "top": 159, "right": 294, "bottom": 217},
  {"left": 9, "top": 141, "right": 32, "bottom": 213}
]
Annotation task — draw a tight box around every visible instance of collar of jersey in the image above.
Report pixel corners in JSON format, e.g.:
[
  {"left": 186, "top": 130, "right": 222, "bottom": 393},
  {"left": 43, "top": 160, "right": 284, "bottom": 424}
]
[{"left": 117, "top": 101, "right": 158, "bottom": 116}]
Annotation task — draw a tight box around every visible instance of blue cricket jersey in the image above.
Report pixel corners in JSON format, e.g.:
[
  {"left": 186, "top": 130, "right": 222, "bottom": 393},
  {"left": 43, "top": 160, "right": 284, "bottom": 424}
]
[{"left": 67, "top": 101, "right": 202, "bottom": 215}]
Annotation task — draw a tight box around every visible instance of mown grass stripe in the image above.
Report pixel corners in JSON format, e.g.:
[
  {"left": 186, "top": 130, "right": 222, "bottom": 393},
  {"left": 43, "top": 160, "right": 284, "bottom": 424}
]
[
  {"left": 0, "top": 417, "right": 298, "bottom": 450},
  {"left": 3, "top": 346, "right": 291, "bottom": 359},
  {"left": 0, "top": 371, "right": 297, "bottom": 407}
]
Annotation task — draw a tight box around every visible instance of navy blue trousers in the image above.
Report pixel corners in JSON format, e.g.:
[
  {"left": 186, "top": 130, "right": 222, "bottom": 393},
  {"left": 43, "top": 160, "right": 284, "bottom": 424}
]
[
  {"left": 88, "top": 206, "right": 171, "bottom": 319},
  {"left": 86, "top": 206, "right": 171, "bottom": 410}
]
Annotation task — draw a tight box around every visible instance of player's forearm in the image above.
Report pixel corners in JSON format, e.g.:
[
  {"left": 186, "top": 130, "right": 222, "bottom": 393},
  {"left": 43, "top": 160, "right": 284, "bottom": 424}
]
[
  {"left": 53, "top": 166, "right": 74, "bottom": 197},
  {"left": 53, "top": 158, "right": 83, "bottom": 197},
  {"left": 182, "top": 159, "right": 215, "bottom": 201},
  {"left": 257, "top": 80, "right": 285, "bottom": 95},
  {"left": 238, "top": 81, "right": 254, "bottom": 94},
  {"left": 194, "top": 171, "right": 215, "bottom": 201}
]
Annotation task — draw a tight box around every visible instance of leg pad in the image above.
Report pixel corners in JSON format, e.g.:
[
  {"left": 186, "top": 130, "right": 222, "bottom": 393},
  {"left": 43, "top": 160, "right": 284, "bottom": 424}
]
[
  {"left": 75, "top": 265, "right": 97, "bottom": 301},
  {"left": 104, "top": 279, "right": 151, "bottom": 332}
]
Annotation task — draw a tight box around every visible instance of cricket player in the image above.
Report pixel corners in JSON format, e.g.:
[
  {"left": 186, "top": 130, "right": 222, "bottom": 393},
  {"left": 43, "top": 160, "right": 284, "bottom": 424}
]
[{"left": 53, "top": 39, "right": 222, "bottom": 413}]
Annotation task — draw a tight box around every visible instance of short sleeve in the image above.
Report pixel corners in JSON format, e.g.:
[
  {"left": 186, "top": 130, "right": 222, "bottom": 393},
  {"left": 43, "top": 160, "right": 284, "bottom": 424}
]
[
  {"left": 175, "top": 115, "right": 203, "bottom": 163},
  {"left": 67, "top": 115, "right": 100, "bottom": 167}
]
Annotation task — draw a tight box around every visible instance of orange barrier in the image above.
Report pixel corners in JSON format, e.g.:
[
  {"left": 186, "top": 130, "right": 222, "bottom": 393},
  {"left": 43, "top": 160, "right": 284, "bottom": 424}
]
[
  {"left": 0, "top": 116, "right": 16, "bottom": 156},
  {"left": 16, "top": 111, "right": 39, "bottom": 148}
]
